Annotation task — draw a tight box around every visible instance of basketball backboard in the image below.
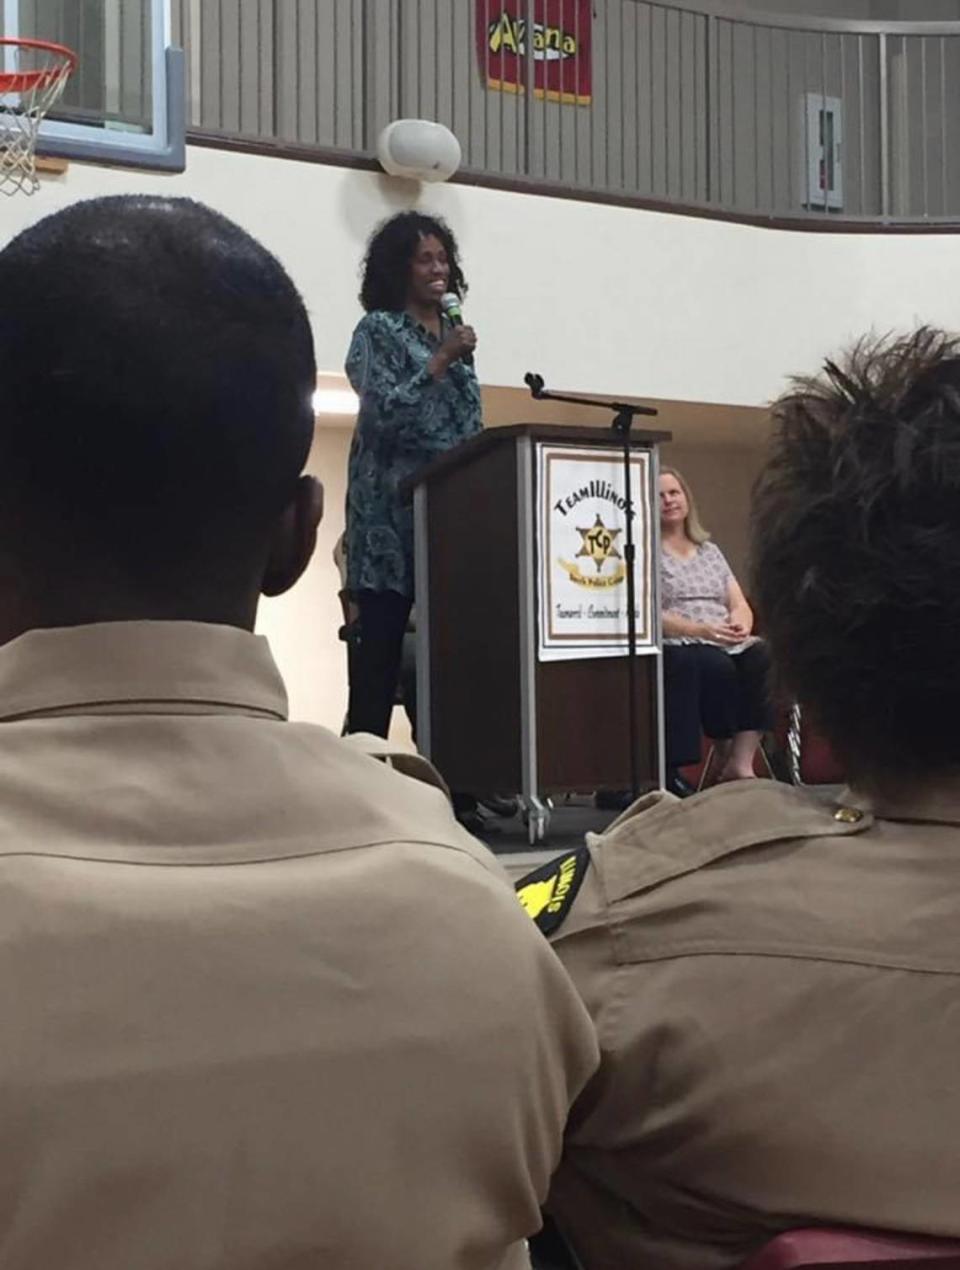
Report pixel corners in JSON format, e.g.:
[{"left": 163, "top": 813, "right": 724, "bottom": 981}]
[{"left": 0, "top": 0, "right": 184, "bottom": 171}]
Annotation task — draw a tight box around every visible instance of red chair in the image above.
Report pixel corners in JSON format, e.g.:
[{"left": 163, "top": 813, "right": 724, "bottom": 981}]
[{"left": 741, "top": 1229, "right": 960, "bottom": 1270}]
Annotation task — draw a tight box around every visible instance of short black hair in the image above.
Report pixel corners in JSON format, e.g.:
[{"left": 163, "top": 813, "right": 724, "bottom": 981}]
[
  {"left": 0, "top": 195, "right": 315, "bottom": 584},
  {"left": 359, "top": 211, "right": 466, "bottom": 312},
  {"left": 751, "top": 327, "right": 960, "bottom": 782}
]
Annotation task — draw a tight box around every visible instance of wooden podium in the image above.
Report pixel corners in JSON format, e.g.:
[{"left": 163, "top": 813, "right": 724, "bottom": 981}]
[{"left": 408, "top": 423, "right": 671, "bottom": 841}]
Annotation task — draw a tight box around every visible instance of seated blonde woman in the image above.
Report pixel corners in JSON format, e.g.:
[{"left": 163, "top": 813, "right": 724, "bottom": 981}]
[{"left": 660, "top": 467, "right": 772, "bottom": 786}]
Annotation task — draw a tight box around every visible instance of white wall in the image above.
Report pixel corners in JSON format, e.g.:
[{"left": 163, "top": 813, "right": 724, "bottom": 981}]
[
  {"left": 256, "top": 427, "right": 352, "bottom": 731},
  {"left": 3, "top": 146, "right": 960, "bottom": 411},
  {"left": 3, "top": 145, "right": 959, "bottom": 723}
]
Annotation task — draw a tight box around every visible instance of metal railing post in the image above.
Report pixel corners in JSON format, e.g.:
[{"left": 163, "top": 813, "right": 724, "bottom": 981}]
[
  {"left": 524, "top": 0, "right": 535, "bottom": 177},
  {"left": 879, "top": 30, "right": 891, "bottom": 218},
  {"left": 705, "top": 11, "right": 716, "bottom": 203},
  {"left": 359, "top": 0, "right": 369, "bottom": 151}
]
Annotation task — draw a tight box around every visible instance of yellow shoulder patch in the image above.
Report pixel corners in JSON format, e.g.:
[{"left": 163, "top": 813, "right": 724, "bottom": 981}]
[{"left": 515, "top": 847, "right": 590, "bottom": 936}]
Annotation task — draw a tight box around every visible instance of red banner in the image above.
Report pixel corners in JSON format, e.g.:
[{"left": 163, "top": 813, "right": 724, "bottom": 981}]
[{"left": 476, "top": 1, "right": 592, "bottom": 106}]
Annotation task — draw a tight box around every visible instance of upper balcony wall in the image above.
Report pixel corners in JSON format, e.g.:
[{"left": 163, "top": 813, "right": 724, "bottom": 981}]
[{"left": 169, "top": 0, "right": 960, "bottom": 225}]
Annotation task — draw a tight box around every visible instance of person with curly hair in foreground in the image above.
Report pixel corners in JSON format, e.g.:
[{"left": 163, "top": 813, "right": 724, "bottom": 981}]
[{"left": 522, "top": 327, "right": 960, "bottom": 1269}]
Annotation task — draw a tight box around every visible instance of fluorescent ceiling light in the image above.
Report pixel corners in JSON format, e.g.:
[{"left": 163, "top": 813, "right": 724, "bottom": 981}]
[{"left": 313, "top": 387, "right": 359, "bottom": 415}]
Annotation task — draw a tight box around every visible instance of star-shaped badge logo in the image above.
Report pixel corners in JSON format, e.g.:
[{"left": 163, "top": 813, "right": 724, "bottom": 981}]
[{"left": 575, "top": 514, "right": 622, "bottom": 574}]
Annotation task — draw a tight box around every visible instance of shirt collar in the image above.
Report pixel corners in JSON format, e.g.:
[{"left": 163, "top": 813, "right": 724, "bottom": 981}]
[
  {"left": 846, "top": 783, "right": 960, "bottom": 828},
  {"left": 397, "top": 310, "right": 450, "bottom": 344},
  {"left": 0, "top": 621, "right": 288, "bottom": 722}
]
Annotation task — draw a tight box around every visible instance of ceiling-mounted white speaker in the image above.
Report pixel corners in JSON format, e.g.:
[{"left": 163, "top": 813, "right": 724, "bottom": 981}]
[{"left": 376, "top": 119, "right": 462, "bottom": 183}]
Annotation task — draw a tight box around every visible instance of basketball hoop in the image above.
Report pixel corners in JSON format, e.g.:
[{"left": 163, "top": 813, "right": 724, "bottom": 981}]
[{"left": 0, "top": 38, "right": 76, "bottom": 196}]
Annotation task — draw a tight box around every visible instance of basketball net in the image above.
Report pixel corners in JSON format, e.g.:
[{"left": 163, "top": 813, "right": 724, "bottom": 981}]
[{"left": 0, "top": 38, "right": 76, "bottom": 196}]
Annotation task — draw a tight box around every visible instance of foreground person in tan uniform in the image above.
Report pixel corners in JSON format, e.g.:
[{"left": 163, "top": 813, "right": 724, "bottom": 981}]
[
  {"left": 0, "top": 197, "right": 598, "bottom": 1270},
  {"left": 523, "top": 328, "right": 960, "bottom": 1269}
]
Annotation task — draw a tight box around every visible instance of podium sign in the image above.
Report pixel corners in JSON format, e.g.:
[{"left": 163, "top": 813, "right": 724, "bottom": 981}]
[{"left": 536, "top": 442, "right": 655, "bottom": 661}]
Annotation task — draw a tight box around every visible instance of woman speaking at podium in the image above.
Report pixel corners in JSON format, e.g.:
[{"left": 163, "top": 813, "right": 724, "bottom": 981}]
[{"left": 343, "top": 211, "right": 480, "bottom": 739}]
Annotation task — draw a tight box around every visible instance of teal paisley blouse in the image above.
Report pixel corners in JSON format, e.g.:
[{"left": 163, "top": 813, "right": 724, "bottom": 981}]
[{"left": 344, "top": 310, "right": 482, "bottom": 597}]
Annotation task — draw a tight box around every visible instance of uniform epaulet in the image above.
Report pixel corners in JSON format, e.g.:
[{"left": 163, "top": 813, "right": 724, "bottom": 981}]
[
  {"left": 339, "top": 732, "right": 450, "bottom": 798},
  {"left": 515, "top": 847, "right": 591, "bottom": 936},
  {"left": 594, "top": 780, "right": 873, "bottom": 902}
]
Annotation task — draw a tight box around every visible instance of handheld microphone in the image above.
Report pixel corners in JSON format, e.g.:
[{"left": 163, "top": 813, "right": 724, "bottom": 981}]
[{"left": 440, "top": 292, "right": 474, "bottom": 368}]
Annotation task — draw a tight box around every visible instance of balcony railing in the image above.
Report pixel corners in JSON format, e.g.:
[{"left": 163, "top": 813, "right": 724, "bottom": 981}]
[{"left": 170, "top": 1, "right": 960, "bottom": 225}]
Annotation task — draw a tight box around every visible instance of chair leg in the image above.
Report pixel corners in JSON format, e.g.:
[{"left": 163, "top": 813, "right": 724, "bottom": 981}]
[{"left": 698, "top": 745, "right": 716, "bottom": 791}]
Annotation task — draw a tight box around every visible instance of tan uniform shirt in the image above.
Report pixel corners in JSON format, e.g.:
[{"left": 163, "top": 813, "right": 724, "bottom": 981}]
[
  {"left": 544, "top": 780, "right": 960, "bottom": 1270},
  {"left": 0, "top": 621, "right": 598, "bottom": 1270}
]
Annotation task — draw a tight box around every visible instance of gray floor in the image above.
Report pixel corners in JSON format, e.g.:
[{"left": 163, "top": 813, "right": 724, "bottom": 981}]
[{"left": 480, "top": 795, "right": 620, "bottom": 860}]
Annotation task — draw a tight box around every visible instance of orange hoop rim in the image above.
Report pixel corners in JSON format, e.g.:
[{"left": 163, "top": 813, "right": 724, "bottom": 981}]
[{"left": 0, "top": 37, "right": 77, "bottom": 95}]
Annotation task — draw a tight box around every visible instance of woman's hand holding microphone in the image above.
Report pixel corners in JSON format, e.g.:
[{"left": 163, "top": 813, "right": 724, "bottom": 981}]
[{"left": 429, "top": 325, "right": 477, "bottom": 378}]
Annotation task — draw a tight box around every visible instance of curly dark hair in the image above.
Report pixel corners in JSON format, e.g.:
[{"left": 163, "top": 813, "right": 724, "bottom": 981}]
[
  {"left": 359, "top": 211, "right": 467, "bottom": 313},
  {"left": 751, "top": 327, "right": 960, "bottom": 783}
]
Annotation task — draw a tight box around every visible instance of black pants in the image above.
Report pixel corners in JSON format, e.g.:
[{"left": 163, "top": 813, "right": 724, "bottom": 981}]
[
  {"left": 345, "top": 589, "right": 413, "bottom": 739},
  {"left": 663, "top": 642, "right": 773, "bottom": 769},
  {"left": 345, "top": 594, "right": 478, "bottom": 817}
]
